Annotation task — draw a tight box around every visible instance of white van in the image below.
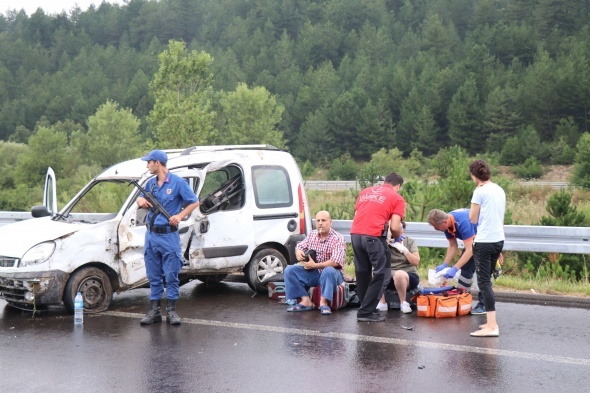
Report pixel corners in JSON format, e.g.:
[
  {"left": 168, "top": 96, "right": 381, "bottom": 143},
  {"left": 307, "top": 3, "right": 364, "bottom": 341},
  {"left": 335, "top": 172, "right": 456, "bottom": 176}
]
[{"left": 0, "top": 145, "right": 311, "bottom": 313}]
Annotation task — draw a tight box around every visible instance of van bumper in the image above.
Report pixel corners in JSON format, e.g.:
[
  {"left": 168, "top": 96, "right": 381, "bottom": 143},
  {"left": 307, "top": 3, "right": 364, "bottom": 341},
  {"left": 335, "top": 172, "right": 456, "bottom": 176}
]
[
  {"left": 285, "top": 234, "right": 306, "bottom": 264},
  {"left": 0, "top": 270, "right": 69, "bottom": 307}
]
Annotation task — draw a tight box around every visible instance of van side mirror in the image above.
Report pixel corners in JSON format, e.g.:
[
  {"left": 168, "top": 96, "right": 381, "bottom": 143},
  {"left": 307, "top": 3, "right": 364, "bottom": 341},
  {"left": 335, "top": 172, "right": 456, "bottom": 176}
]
[{"left": 31, "top": 205, "right": 51, "bottom": 218}]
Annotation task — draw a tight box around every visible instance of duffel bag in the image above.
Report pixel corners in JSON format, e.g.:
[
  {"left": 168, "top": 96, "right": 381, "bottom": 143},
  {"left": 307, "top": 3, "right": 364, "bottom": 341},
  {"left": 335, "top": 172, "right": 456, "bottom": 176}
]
[{"left": 413, "top": 287, "right": 472, "bottom": 318}]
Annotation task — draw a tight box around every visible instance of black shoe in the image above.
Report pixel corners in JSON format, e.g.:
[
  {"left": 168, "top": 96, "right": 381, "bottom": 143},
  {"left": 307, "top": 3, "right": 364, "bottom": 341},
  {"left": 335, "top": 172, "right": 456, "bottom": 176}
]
[
  {"left": 357, "top": 311, "right": 385, "bottom": 322},
  {"left": 166, "top": 299, "right": 181, "bottom": 325},
  {"left": 140, "top": 300, "right": 162, "bottom": 325}
]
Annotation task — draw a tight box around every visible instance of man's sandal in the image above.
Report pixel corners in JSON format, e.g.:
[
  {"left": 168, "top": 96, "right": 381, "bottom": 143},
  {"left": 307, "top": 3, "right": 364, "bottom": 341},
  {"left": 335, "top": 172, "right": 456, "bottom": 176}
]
[{"left": 287, "top": 303, "right": 314, "bottom": 312}]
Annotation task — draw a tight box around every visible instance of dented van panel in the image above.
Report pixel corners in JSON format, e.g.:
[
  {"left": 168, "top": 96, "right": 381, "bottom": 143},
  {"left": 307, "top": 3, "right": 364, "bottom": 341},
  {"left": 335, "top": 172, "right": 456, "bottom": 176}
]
[{"left": 0, "top": 145, "right": 312, "bottom": 313}]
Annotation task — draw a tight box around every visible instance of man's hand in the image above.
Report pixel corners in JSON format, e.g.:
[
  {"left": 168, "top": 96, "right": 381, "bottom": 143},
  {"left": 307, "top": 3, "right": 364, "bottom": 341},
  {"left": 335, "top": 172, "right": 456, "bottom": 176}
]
[
  {"left": 391, "top": 242, "right": 408, "bottom": 254},
  {"left": 302, "top": 260, "right": 317, "bottom": 270},
  {"left": 295, "top": 249, "right": 306, "bottom": 262},
  {"left": 136, "top": 196, "right": 152, "bottom": 209},
  {"left": 394, "top": 234, "right": 405, "bottom": 243},
  {"left": 443, "top": 266, "right": 459, "bottom": 279},
  {"left": 435, "top": 262, "right": 448, "bottom": 273}
]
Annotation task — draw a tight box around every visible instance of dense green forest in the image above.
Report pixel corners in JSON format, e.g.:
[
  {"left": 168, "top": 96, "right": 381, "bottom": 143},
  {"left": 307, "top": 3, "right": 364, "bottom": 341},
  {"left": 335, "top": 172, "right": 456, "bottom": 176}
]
[{"left": 1, "top": 0, "right": 590, "bottom": 205}]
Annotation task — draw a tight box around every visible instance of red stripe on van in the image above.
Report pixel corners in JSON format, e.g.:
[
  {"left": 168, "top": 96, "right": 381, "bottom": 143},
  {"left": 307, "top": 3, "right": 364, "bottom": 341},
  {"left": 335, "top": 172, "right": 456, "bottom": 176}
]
[{"left": 298, "top": 184, "right": 306, "bottom": 235}]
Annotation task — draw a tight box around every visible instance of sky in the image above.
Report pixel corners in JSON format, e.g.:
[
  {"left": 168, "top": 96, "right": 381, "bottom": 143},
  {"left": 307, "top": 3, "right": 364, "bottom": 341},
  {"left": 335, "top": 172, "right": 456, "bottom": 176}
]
[{"left": 1, "top": 0, "right": 126, "bottom": 16}]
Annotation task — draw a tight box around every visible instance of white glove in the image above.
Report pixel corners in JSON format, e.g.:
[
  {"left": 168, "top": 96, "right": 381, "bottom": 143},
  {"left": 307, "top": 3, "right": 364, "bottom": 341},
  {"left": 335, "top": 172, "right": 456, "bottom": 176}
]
[{"left": 391, "top": 242, "right": 408, "bottom": 254}]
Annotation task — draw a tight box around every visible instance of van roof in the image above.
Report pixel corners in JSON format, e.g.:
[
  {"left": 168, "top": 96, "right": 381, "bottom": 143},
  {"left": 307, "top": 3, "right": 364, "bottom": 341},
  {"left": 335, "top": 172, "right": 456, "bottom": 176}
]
[{"left": 96, "top": 145, "right": 284, "bottom": 180}]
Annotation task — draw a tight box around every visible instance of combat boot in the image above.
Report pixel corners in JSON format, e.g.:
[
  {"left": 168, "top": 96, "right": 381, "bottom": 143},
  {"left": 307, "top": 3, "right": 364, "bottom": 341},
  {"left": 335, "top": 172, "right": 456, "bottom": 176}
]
[
  {"left": 166, "top": 299, "right": 181, "bottom": 325},
  {"left": 140, "top": 300, "right": 162, "bottom": 325}
]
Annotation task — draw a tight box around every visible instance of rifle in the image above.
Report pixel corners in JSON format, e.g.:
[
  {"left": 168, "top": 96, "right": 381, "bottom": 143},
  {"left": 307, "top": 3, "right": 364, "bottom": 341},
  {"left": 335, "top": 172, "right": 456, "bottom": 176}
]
[{"left": 128, "top": 179, "right": 173, "bottom": 225}]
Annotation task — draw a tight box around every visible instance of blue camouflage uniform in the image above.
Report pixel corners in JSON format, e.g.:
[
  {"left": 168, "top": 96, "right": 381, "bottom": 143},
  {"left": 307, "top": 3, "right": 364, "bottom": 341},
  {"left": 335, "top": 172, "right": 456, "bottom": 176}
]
[{"left": 142, "top": 172, "right": 198, "bottom": 301}]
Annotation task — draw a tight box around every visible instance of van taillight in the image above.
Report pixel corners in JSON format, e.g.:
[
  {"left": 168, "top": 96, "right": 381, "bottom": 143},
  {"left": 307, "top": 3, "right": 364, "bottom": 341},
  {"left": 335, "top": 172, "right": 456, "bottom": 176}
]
[{"left": 298, "top": 184, "right": 306, "bottom": 234}]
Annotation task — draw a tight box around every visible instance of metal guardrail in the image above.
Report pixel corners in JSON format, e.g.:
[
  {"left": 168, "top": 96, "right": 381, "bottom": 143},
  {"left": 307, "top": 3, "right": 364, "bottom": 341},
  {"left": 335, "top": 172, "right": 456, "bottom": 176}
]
[
  {"left": 331, "top": 221, "right": 590, "bottom": 254},
  {"left": 304, "top": 180, "right": 570, "bottom": 191},
  {"left": 1, "top": 212, "right": 588, "bottom": 254}
]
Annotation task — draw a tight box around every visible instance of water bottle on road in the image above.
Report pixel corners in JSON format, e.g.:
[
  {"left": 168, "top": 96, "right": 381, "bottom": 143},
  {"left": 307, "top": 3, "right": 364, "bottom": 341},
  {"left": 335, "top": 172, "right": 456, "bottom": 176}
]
[{"left": 74, "top": 292, "right": 84, "bottom": 325}]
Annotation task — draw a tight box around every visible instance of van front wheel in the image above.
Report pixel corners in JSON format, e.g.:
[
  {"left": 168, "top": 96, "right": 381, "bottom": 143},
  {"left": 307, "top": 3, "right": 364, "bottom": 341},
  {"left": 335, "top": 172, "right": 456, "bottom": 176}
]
[
  {"left": 63, "top": 267, "right": 113, "bottom": 314},
  {"left": 246, "top": 249, "right": 286, "bottom": 293}
]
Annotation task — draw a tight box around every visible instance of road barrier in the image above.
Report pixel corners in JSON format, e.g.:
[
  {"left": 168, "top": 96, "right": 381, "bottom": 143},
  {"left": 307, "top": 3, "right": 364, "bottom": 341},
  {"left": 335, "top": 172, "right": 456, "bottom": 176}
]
[
  {"left": 1, "top": 211, "right": 588, "bottom": 254},
  {"left": 304, "top": 180, "right": 570, "bottom": 191}
]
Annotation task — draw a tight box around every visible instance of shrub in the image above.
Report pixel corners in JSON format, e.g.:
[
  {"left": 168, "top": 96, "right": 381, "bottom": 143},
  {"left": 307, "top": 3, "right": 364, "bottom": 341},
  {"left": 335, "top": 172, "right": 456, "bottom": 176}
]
[
  {"left": 513, "top": 157, "right": 543, "bottom": 179},
  {"left": 327, "top": 153, "right": 358, "bottom": 180},
  {"left": 572, "top": 132, "right": 590, "bottom": 189}
]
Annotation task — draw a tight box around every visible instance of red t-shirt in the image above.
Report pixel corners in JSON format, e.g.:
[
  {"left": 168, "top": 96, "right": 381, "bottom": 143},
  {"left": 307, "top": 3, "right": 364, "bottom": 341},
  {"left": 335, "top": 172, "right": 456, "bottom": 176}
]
[{"left": 350, "top": 185, "right": 405, "bottom": 236}]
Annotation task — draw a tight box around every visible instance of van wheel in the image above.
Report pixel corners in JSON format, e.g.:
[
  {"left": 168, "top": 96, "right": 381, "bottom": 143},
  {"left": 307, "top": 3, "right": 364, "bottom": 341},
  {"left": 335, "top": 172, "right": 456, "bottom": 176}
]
[
  {"left": 63, "top": 267, "right": 113, "bottom": 314},
  {"left": 195, "top": 274, "right": 228, "bottom": 285},
  {"left": 246, "top": 249, "right": 287, "bottom": 293}
]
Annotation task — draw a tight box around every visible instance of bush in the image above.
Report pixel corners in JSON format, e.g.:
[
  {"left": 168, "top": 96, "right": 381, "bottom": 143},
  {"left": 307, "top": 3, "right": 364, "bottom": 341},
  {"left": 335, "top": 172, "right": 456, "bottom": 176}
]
[
  {"left": 513, "top": 157, "right": 543, "bottom": 179},
  {"left": 300, "top": 160, "right": 316, "bottom": 178},
  {"left": 572, "top": 132, "right": 590, "bottom": 189},
  {"left": 327, "top": 153, "right": 358, "bottom": 180}
]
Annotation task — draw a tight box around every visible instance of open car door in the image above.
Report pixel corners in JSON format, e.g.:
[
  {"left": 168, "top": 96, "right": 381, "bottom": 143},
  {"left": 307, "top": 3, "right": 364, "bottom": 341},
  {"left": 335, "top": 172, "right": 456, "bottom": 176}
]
[
  {"left": 32, "top": 167, "right": 58, "bottom": 218},
  {"left": 188, "top": 161, "right": 253, "bottom": 272}
]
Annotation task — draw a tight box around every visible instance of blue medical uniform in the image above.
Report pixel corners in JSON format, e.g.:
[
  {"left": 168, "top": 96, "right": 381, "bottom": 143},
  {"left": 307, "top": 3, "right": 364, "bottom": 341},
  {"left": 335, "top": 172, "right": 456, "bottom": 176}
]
[{"left": 142, "top": 173, "right": 198, "bottom": 301}]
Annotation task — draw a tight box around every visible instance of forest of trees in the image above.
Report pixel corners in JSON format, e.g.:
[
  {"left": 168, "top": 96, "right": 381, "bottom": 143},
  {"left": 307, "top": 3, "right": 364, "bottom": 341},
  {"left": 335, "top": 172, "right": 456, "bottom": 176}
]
[{"left": 1, "top": 0, "right": 590, "bottom": 192}]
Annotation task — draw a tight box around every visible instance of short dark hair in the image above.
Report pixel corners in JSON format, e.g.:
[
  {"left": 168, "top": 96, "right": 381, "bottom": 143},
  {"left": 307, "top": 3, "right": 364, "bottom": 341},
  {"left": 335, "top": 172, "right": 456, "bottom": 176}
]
[
  {"left": 469, "top": 160, "right": 491, "bottom": 181},
  {"left": 383, "top": 172, "right": 404, "bottom": 187}
]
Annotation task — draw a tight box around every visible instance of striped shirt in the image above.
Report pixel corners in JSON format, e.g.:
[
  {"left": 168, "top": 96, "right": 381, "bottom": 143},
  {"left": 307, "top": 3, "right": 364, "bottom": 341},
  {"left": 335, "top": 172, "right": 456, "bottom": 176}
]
[{"left": 296, "top": 228, "right": 347, "bottom": 270}]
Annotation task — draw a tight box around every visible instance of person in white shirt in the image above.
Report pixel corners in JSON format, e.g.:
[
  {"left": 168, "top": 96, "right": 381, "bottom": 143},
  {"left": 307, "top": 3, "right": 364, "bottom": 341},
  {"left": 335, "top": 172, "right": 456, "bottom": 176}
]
[{"left": 468, "top": 160, "right": 506, "bottom": 338}]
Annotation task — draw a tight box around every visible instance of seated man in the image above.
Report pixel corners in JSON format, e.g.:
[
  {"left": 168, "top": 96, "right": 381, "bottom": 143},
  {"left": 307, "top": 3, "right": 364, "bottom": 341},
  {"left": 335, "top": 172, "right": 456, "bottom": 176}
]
[
  {"left": 427, "top": 208, "right": 485, "bottom": 314},
  {"left": 285, "top": 210, "right": 347, "bottom": 315},
  {"left": 376, "top": 221, "right": 420, "bottom": 314}
]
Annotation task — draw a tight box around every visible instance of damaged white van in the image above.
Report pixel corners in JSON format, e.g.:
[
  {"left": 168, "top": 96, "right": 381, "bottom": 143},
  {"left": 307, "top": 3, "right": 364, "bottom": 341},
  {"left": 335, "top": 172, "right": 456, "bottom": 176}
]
[{"left": 0, "top": 145, "right": 311, "bottom": 313}]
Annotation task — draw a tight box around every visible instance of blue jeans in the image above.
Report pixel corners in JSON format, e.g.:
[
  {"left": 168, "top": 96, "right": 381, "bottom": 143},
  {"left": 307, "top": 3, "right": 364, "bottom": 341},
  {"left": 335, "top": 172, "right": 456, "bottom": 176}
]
[
  {"left": 474, "top": 241, "right": 504, "bottom": 312},
  {"left": 144, "top": 231, "right": 183, "bottom": 300},
  {"left": 284, "top": 265, "right": 343, "bottom": 302}
]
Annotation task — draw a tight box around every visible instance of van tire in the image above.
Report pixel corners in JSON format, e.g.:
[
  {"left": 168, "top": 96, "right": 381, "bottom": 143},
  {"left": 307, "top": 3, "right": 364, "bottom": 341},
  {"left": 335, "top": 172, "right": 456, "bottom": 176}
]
[
  {"left": 246, "top": 249, "right": 287, "bottom": 293},
  {"left": 63, "top": 267, "right": 113, "bottom": 314}
]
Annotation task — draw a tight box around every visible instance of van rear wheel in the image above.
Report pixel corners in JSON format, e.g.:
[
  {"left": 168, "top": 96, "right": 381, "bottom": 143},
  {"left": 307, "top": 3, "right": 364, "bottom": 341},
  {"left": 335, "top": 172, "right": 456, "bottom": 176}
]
[
  {"left": 246, "top": 249, "right": 287, "bottom": 293},
  {"left": 63, "top": 267, "right": 113, "bottom": 314}
]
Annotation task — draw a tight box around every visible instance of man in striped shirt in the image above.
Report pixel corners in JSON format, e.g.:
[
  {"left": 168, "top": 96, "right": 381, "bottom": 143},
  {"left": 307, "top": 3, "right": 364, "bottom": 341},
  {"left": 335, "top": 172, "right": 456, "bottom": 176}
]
[{"left": 285, "top": 210, "right": 347, "bottom": 315}]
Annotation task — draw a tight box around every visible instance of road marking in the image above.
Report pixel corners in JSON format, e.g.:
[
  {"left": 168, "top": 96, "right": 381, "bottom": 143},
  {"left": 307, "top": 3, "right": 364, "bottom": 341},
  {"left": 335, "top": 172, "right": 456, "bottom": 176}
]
[{"left": 104, "top": 311, "right": 590, "bottom": 367}]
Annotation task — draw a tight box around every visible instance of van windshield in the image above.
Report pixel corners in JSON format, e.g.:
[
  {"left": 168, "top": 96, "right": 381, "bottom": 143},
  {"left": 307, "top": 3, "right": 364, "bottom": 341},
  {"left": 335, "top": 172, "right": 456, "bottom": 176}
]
[{"left": 52, "top": 180, "right": 131, "bottom": 223}]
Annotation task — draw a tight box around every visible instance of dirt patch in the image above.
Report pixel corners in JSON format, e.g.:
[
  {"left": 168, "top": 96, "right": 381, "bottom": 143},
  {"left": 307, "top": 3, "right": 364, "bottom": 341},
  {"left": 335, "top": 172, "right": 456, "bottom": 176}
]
[{"left": 497, "top": 165, "right": 573, "bottom": 182}]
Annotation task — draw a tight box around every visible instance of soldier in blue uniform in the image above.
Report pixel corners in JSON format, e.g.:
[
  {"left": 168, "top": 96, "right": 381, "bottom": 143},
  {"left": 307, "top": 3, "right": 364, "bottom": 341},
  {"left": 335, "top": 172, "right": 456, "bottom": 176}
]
[{"left": 137, "top": 150, "right": 199, "bottom": 325}]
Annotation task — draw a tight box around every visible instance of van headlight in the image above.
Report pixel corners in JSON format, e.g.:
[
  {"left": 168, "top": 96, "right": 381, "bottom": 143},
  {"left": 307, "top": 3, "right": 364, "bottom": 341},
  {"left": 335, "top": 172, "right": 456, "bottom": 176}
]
[{"left": 20, "top": 242, "right": 56, "bottom": 267}]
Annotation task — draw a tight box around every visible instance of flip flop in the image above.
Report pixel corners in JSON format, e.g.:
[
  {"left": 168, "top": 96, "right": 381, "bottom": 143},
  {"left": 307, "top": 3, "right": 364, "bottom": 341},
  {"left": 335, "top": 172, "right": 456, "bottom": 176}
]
[
  {"left": 287, "top": 303, "right": 314, "bottom": 312},
  {"left": 319, "top": 305, "right": 332, "bottom": 315}
]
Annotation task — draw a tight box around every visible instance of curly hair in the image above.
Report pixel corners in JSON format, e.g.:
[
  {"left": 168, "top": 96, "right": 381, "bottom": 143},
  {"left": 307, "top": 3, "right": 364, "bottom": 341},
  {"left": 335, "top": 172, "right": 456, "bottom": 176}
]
[{"left": 469, "top": 159, "right": 491, "bottom": 181}]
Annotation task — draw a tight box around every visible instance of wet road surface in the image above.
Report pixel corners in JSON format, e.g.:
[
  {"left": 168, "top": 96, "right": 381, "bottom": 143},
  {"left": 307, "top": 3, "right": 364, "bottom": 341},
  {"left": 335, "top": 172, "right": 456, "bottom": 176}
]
[{"left": 1, "top": 279, "right": 589, "bottom": 393}]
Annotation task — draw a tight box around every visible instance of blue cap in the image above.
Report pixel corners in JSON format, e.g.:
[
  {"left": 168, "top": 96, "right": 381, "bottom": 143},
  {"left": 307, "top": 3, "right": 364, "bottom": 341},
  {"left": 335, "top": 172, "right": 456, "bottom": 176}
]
[{"left": 141, "top": 149, "right": 168, "bottom": 163}]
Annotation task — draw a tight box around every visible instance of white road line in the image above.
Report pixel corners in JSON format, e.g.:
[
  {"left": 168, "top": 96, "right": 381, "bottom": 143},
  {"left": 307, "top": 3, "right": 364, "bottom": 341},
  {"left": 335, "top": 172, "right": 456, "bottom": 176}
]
[{"left": 104, "top": 311, "right": 590, "bottom": 367}]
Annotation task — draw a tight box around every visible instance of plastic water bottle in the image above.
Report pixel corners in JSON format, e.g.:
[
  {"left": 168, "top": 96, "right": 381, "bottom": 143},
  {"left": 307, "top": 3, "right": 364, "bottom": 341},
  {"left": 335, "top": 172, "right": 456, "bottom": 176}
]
[{"left": 74, "top": 292, "right": 84, "bottom": 325}]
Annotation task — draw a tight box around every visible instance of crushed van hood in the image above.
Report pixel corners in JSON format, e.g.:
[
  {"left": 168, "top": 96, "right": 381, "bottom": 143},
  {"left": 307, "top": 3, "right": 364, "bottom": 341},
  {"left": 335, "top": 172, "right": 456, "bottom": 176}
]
[{"left": 0, "top": 217, "right": 80, "bottom": 258}]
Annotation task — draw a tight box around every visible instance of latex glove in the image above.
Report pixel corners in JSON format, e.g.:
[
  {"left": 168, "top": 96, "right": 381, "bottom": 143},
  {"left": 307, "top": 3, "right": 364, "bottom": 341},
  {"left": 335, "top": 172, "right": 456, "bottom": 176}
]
[
  {"left": 443, "top": 266, "right": 459, "bottom": 279},
  {"left": 394, "top": 234, "right": 406, "bottom": 243},
  {"left": 435, "top": 262, "right": 448, "bottom": 273},
  {"left": 391, "top": 242, "right": 408, "bottom": 254}
]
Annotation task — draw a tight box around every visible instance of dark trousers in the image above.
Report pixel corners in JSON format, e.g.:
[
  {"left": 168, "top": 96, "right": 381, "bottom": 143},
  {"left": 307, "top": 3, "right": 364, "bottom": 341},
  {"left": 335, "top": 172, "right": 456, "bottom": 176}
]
[
  {"left": 474, "top": 241, "right": 504, "bottom": 312},
  {"left": 352, "top": 234, "right": 391, "bottom": 316}
]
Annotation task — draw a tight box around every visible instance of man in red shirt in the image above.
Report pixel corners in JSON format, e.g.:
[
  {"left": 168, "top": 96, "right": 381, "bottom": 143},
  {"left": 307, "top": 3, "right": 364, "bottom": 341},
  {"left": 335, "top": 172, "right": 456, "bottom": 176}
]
[{"left": 351, "top": 173, "right": 406, "bottom": 322}]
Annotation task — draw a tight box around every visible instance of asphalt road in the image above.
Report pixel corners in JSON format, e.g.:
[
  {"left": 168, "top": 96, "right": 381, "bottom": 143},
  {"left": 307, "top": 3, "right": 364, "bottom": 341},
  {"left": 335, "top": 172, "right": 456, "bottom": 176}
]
[{"left": 1, "top": 280, "right": 589, "bottom": 393}]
